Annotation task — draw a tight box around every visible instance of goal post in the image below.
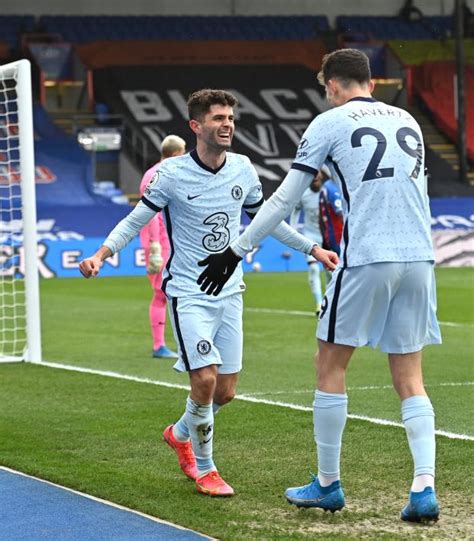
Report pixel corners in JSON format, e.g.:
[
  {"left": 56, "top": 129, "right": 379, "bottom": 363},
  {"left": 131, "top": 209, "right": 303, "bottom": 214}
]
[{"left": 0, "top": 59, "right": 41, "bottom": 363}]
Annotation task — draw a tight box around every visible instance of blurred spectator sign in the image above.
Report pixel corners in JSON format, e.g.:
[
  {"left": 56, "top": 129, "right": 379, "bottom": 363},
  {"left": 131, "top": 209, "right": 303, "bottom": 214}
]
[{"left": 29, "top": 43, "right": 72, "bottom": 80}]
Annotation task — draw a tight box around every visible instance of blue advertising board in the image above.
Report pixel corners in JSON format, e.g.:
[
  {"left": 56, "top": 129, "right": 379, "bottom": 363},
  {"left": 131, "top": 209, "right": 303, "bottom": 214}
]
[
  {"left": 35, "top": 235, "right": 308, "bottom": 279},
  {"left": 2, "top": 197, "right": 473, "bottom": 279}
]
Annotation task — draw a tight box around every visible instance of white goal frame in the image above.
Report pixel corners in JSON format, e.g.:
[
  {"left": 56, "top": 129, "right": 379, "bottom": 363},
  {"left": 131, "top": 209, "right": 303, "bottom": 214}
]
[{"left": 0, "top": 59, "right": 41, "bottom": 363}]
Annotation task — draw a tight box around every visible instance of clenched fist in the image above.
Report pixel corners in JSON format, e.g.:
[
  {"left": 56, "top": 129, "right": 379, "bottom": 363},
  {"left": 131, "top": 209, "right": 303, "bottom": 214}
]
[{"left": 147, "top": 241, "right": 163, "bottom": 274}]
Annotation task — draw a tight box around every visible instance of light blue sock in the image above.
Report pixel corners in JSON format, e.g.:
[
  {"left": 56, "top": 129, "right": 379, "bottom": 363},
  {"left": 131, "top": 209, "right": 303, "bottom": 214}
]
[
  {"left": 184, "top": 397, "right": 215, "bottom": 475},
  {"left": 174, "top": 401, "right": 222, "bottom": 442},
  {"left": 173, "top": 400, "right": 190, "bottom": 441},
  {"left": 314, "top": 390, "right": 348, "bottom": 485},
  {"left": 402, "top": 395, "right": 436, "bottom": 478}
]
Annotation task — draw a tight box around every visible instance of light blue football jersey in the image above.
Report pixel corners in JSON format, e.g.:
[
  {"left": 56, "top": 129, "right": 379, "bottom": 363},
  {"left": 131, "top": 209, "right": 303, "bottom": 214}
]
[
  {"left": 142, "top": 150, "right": 263, "bottom": 298},
  {"left": 292, "top": 187, "right": 322, "bottom": 245},
  {"left": 292, "top": 97, "right": 434, "bottom": 267}
]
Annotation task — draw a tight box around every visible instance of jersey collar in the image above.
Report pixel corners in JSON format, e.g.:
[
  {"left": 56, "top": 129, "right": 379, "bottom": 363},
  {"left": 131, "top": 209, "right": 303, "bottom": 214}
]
[
  {"left": 190, "top": 149, "right": 227, "bottom": 174},
  {"left": 347, "top": 97, "right": 378, "bottom": 103}
]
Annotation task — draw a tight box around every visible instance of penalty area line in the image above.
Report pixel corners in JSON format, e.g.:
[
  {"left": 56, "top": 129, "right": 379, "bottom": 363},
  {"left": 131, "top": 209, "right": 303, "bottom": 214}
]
[{"left": 37, "top": 360, "right": 474, "bottom": 442}]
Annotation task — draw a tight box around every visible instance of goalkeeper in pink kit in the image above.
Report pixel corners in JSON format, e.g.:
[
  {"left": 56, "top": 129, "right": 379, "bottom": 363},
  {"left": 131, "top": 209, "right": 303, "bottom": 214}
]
[{"left": 139, "top": 135, "right": 186, "bottom": 358}]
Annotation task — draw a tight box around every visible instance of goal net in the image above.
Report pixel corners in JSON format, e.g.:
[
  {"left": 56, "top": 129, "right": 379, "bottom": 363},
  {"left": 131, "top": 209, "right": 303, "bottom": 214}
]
[{"left": 0, "top": 59, "right": 41, "bottom": 363}]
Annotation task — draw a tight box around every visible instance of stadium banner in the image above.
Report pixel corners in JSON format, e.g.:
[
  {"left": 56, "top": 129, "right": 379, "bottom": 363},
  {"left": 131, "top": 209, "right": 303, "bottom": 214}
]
[{"left": 93, "top": 64, "right": 330, "bottom": 199}]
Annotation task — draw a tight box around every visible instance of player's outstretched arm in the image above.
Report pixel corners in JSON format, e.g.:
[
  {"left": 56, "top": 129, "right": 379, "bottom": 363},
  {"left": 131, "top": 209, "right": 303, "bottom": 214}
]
[
  {"left": 311, "top": 245, "right": 339, "bottom": 271},
  {"left": 80, "top": 202, "right": 159, "bottom": 278},
  {"left": 79, "top": 246, "right": 112, "bottom": 278},
  {"left": 197, "top": 247, "right": 242, "bottom": 296}
]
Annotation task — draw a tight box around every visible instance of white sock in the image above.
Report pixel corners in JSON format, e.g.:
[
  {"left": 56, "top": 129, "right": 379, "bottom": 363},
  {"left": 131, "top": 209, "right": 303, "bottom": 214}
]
[
  {"left": 184, "top": 396, "right": 215, "bottom": 475},
  {"left": 313, "top": 390, "right": 348, "bottom": 487},
  {"left": 401, "top": 395, "right": 436, "bottom": 492},
  {"left": 411, "top": 474, "right": 435, "bottom": 492},
  {"left": 308, "top": 263, "right": 323, "bottom": 307}
]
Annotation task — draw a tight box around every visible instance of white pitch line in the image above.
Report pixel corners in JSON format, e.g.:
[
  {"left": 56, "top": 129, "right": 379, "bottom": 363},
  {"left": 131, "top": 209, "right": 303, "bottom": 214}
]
[
  {"left": 37, "top": 361, "right": 474, "bottom": 442},
  {"left": 248, "top": 381, "right": 474, "bottom": 395},
  {"left": 245, "top": 307, "right": 474, "bottom": 328}
]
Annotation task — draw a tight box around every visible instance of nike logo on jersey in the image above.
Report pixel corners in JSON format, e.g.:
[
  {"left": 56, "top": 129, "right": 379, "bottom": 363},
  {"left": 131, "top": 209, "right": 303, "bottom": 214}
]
[{"left": 187, "top": 194, "right": 202, "bottom": 200}]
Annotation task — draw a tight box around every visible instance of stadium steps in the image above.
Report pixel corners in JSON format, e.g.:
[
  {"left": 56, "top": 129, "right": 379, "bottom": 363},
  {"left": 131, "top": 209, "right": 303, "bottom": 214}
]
[
  {"left": 468, "top": 170, "right": 474, "bottom": 186},
  {"left": 408, "top": 103, "right": 474, "bottom": 183},
  {"left": 49, "top": 110, "right": 96, "bottom": 136}
]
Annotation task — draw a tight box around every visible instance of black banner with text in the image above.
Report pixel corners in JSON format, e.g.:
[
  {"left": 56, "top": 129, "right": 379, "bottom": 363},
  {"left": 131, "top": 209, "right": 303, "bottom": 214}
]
[{"left": 94, "top": 65, "right": 328, "bottom": 198}]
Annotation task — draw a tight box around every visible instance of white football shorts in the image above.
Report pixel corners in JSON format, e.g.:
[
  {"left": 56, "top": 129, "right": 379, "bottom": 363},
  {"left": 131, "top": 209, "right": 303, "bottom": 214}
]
[
  {"left": 169, "top": 292, "right": 243, "bottom": 374},
  {"left": 317, "top": 261, "right": 442, "bottom": 354}
]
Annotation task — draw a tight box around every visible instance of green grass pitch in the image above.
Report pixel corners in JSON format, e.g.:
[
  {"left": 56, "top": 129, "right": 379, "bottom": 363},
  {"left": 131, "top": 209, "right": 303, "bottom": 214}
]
[{"left": 1, "top": 268, "right": 473, "bottom": 539}]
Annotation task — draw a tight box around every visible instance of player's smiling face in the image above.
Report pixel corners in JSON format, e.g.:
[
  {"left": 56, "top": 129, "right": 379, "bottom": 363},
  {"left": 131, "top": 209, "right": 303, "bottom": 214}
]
[{"left": 197, "top": 104, "right": 234, "bottom": 151}]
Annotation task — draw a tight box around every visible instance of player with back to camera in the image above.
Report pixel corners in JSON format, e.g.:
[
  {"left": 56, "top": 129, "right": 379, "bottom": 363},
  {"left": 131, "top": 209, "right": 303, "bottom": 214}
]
[
  {"left": 139, "top": 135, "right": 186, "bottom": 359},
  {"left": 79, "top": 89, "right": 337, "bottom": 497},
  {"left": 290, "top": 171, "right": 324, "bottom": 316},
  {"left": 197, "top": 50, "right": 442, "bottom": 522}
]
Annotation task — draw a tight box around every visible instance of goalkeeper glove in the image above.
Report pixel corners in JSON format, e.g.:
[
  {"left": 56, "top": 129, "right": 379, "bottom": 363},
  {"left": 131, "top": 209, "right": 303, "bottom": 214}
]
[
  {"left": 197, "top": 247, "right": 242, "bottom": 296},
  {"left": 147, "top": 241, "right": 163, "bottom": 274}
]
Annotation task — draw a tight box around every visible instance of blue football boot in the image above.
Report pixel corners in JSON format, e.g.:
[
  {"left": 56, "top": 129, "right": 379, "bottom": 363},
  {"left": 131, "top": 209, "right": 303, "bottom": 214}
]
[
  {"left": 153, "top": 345, "right": 178, "bottom": 359},
  {"left": 285, "top": 475, "right": 345, "bottom": 512},
  {"left": 401, "top": 487, "right": 439, "bottom": 523}
]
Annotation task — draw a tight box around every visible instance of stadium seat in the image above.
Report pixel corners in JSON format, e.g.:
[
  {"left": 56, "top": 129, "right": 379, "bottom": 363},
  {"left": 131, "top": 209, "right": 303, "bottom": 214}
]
[
  {"left": 415, "top": 61, "right": 474, "bottom": 160},
  {"left": 0, "top": 15, "right": 36, "bottom": 50},
  {"left": 336, "top": 15, "right": 452, "bottom": 40},
  {"left": 38, "top": 15, "right": 330, "bottom": 42}
]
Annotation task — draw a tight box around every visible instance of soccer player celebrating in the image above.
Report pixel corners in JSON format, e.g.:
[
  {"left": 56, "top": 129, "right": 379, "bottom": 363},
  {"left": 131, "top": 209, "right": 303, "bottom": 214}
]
[
  {"left": 290, "top": 173, "right": 324, "bottom": 316},
  {"left": 139, "top": 135, "right": 186, "bottom": 359},
  {"left": 79, "top": 89, "right": 336, "bottom": 497},
  {"left": 197, "top": 50, "right": 442, "bottom": 521}
]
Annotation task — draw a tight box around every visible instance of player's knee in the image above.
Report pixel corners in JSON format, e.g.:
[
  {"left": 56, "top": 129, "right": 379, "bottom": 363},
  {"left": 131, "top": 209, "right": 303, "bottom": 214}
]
[
  {"left": 392, "top": 379, "right": 426, "bottom": 401},
  {"left": 190, "top": 370, "right": 217, "bottom": 400},
  {"left": 215, "top": 388, "right": 235, "bottom": 405}
]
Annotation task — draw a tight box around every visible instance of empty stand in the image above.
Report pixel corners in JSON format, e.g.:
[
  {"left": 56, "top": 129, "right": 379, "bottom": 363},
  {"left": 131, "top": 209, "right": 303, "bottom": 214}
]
[
  {"left": 38, "top": 16, "right": 330, "bottom": 43},
  {"left": 414, "top": 61, "right": 474, "bottom": 161},
  {"left": 0, "top": 15, "right": 36, "bottom": 50},
  {"left": 337, "top": 15, "right": 452, "bottom": 41}
]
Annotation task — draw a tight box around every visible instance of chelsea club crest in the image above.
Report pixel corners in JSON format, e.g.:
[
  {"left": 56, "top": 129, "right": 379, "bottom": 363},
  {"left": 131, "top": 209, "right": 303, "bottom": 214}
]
[{"left": 231, "top": 185, "right": 243, "bottom": 200}]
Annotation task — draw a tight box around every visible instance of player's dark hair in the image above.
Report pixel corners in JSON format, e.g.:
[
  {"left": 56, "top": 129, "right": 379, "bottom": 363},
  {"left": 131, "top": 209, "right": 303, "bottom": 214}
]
[
  {"left": 187, "top": 89, "right": 238, "bottom": 120},
  {"left": 317, "top": 49, "right": 371, "bottom": 87}
]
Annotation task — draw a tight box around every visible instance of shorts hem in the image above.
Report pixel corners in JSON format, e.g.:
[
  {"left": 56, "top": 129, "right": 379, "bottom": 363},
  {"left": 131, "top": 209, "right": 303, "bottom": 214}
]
[
  {"left": 379, "top": 338, "right": 443, "bottom": 354},
  {"left": 173, "top": 360, "right": 222, "bottom": 373},
  {"left": 316, "top": 333, "right": 365, "bottom": 348},
  {"left": 316, "top": 335, "right": 442, "bottom": 354}
]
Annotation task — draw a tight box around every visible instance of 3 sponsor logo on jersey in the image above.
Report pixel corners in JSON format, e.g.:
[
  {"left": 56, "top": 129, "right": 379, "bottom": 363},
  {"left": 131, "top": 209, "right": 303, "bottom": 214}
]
[
  {"left": 197, "top": 340, "right": 211, "bottom": 355},
  {"left": 231, "top": 185, "right": 243, "bottom": 200}
]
